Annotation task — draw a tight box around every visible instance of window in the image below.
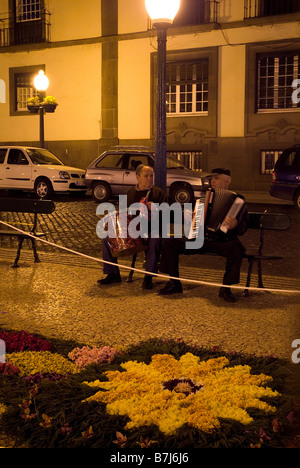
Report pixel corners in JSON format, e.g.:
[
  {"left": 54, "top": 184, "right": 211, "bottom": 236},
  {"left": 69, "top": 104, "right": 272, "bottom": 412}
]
[
  {"left": 0, "top": 149, "right": 7, "bottom": 164},
  {"left": 9, "top": 66, "right": 44, "bottom": 115},
  {"left": 128, "top": 155, "right": 150, "bottom": 170},
  {"left": 257, "top": 53, "right": 300, "bottom": 111},
  {"left": 167, "top": 61, "right": 209, "bottom": 115},
  {"left": 245, "top": 0, "right": 300, "bottom": 18},
  {"left": 16, "top": 73, "right": 39, "bottom": 111},
  {"left": 260, "top": 150, "right": 282, "bottom": 174},
  {"left": 96, "top": 154, "right": 124, "bottom": 168},
  {"left": 7, "top": 149, "right": 28, "bottom": 165},
  {"left": 16, "top": 0, "right": 41, "bottom": 22},
  {"left": 281, "top": 151, "right": 300, "bottom": 169}
]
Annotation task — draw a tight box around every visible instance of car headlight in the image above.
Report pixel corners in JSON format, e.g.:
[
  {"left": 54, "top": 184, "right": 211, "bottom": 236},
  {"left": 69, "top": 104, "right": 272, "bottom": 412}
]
[{"left": 59, "top": 171, "right": 70, "bottom": 179}]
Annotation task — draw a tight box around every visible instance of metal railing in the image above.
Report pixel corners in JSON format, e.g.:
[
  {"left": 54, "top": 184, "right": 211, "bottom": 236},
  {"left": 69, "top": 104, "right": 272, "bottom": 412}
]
[
  {"left": 0, "top": 9, "right": 50, "bottom": 47},
  {"left": 244, "top": 0, "right": 300, "bottom": 18}
]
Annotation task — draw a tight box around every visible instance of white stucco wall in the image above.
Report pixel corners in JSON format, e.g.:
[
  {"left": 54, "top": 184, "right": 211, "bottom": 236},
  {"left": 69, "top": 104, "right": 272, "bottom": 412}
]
[
  {"left": 118, "top": 38, "right": 151, "bottom": 139},
  {"left": 0, "top": 43, "right": 102, "bottom": 142},
  {"left": 218, "top": 45, "right": 246, "bottom": 137},
  {"left": 48, "top": 0, "right": 102, "bottom": 42}
]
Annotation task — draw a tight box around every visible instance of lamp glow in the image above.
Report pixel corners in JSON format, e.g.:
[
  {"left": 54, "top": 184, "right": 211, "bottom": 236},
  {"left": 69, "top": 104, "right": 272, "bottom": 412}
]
[
  {"left": 145, "top": 0, "right": 180, "bottom": 24},
  {"left": 34, "top": 70, "right": 49, "bottom": 92}
]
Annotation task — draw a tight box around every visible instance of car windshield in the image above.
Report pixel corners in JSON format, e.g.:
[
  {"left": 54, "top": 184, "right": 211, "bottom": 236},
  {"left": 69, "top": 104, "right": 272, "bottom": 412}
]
[{"left": 26, "top": 148, "right": 64, "bottom": 166}]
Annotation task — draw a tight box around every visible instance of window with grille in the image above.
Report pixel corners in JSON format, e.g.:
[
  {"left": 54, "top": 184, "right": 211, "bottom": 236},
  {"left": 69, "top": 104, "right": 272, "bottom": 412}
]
[
  {"left": 16, "top": 74, "right": 39, "bottom": 111},
  {"left": 260, "top": 150, "right": 282, "bottom": 174},
  {"left": 168, "top": 151, "right": 203, "bottom": 171},
  {"left": 16, "top": 0, "right": 41, "bottom": 22},
  {"left": 9, "top": 67, "right": 43, "bottom": 114},
  {"left": 257, "top": 53, "right": 300, "bottom": 111},
  {"left": 167, "top": 61, "right": 209, "bottom": 115}
]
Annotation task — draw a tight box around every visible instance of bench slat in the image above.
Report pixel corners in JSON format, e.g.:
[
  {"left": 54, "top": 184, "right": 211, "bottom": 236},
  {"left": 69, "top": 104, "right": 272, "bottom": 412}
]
[
  {"left": 0, "top": 198, "right": 55, "bottom": 215},
  {"left": 248, "top": 212, "right": 292, "bottom": 230}
]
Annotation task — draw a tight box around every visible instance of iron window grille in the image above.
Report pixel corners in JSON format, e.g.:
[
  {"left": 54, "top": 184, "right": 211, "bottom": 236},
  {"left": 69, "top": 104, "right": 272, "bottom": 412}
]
[
  {"left": 168, "top": 151, "right": 203, "bottom": 172},
  {"left": 257, "top": 53, "right": 300, "bottom": 112},
  {"left": 260, "top": 150, "right": 283, "bottom": 174},
  {"left": 16, "top": 0, "right": 41, "bottom": 22}
]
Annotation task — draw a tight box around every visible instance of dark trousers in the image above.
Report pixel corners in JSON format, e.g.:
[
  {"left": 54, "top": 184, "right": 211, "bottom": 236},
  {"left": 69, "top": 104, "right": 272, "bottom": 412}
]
[
  {"left": 159, "top": 237, "right": 246, "bottom": 285},
  {"left": 102, "top": 237, "right": 162, "bottom": 276}
]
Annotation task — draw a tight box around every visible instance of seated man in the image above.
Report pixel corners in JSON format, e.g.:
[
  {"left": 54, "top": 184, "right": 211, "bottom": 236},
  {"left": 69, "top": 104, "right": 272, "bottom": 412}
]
[
  {"left": 158, "top": 168, "right": 249, "bottom": 302},
  {"left": 98, "top": 164, "right": 168, "bottom": 289}
]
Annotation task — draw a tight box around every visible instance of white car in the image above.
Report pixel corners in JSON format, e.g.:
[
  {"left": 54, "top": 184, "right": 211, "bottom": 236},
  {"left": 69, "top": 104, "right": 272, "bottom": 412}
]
[{"left": 0, "top": 146, "right": 87, "bottom": 198}]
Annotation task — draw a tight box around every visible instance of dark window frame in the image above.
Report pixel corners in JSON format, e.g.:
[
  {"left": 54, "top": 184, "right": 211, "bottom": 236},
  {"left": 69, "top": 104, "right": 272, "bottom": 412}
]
[{"left": 9, "top": 64, "right": 45, "bottom": 116}]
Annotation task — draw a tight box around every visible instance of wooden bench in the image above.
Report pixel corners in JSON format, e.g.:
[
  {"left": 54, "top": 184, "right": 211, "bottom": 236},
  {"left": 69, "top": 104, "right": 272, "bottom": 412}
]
[
  {"left": 0, "top": 198, "right": 55, "bottom": 267},
  {"left": 127, "top": 211, "right": 292, "bottom": 295}
]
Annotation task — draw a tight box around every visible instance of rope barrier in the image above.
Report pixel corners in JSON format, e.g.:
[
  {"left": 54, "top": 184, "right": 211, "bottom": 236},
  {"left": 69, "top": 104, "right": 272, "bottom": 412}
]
[{"left": 0, "top": 219, "right": 299, "bottom": 294}]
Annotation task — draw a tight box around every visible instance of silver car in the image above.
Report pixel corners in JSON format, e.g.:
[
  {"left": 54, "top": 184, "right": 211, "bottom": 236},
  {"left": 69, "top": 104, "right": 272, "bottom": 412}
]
[{"left": 85, "top": 147, "right": 211, "bottom": 203}]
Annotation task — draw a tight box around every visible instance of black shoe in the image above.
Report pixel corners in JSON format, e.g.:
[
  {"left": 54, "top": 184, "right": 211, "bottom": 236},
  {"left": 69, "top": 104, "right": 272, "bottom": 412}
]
[
  {"left": 219, "top": 287, "right": 237, "bottom": 303},
  {"left": 142, "top": 276, "right": 153, "bottom": 290},
  {"left": 98, "top": 273, "right": 121, "bottom": 285},
  {"left": 159, "top": 280, "right": 183, "bottom": 295}
]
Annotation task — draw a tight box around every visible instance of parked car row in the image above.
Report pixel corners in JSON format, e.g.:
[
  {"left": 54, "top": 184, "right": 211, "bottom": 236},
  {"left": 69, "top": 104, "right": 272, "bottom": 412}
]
[
  {"left": 1, "top": 144, "right": 299, "bottom": 209},
  {"left": 0, "top": 146, "right": 211, "bottom": 203}
]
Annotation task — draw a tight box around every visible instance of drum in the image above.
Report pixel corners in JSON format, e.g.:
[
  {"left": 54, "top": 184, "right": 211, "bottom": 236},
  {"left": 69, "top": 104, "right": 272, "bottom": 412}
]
[{"left": 104, "top": 210, "right": 148, "bottom": 258}]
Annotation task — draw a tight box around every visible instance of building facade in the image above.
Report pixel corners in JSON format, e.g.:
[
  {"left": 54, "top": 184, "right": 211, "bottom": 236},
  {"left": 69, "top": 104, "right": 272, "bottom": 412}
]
[{"left": 0, "top": 0, "right": 299, "bottom": 191}]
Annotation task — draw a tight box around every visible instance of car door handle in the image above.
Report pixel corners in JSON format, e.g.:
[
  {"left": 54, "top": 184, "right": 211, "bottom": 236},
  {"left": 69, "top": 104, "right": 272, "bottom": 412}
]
[
  {"left": 6, "top": 167, "right": 10, "bottom": 170},
  {"left": 125, "top": 171, "right": 130, "bottom": 175}
]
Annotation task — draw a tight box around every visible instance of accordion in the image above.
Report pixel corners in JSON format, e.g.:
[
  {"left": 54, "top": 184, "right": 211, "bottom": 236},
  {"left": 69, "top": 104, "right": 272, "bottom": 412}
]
[{"left": 188, "top": 188, "right": 244, "bottom": 239}]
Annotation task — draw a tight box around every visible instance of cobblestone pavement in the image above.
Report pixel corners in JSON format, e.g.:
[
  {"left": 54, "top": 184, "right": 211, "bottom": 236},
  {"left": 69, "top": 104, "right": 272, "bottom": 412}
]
[{"left": 1, "top": 192, "right": 299, "bottom": 449}]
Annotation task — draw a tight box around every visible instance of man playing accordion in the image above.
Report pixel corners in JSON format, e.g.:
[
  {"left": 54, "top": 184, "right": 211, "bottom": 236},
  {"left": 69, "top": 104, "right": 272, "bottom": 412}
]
[
  {"left": 158, "top": 168, "right": 249, "bottom": 303},
  {"left": 98, "top": 164, "right": 167, "bottom": 290}
]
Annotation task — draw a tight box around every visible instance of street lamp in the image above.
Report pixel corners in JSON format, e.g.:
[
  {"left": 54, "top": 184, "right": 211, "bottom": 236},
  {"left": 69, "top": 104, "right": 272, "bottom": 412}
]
[
  {"left": 145, "top": 0, "right": 180, "bottom": 191},
  {"left": 33, "top": 70, "right": 49, "bottom": 148}
]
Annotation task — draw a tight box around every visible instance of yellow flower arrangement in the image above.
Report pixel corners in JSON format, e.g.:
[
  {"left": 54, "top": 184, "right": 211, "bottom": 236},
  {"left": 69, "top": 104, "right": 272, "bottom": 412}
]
[
  {"left": 0, "top": 403, "right": 7, "bottom": 416},
  {"left": 83, "top": 353, "right": 280, "bottom": 435},
  {"left": 7, "top": 351, "right": 79, "bottom": 376}
]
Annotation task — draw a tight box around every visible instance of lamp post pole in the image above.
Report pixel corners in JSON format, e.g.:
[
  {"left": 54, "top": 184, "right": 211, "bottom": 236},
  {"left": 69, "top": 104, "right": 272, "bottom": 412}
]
[
  {"left": 34, "top": 70, "right": 49, "bottom": 148},
  {"left": 145, "top": 0, "right": 180, "bottom": 192},
  {"left": 39, "top": 102, "right": 45, "bottom": 148},
  {"left": 154, "top": 24, "right": 168, "bottom": 192}
]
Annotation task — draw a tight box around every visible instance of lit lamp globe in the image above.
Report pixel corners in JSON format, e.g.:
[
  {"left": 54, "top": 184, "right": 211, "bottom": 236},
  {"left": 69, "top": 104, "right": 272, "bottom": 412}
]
[
  {"left": 34, "top": 70, "right": 49, "bottom": 92},
  {"left": 145, "top": 0, "right": 180, "bottom": 25}
]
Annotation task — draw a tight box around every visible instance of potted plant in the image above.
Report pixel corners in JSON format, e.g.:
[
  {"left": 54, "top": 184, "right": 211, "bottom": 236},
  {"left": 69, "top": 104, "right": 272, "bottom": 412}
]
[
  {"left": 42, "top": 96, "right": 58, "bottom": 113},
  {"left": 27, "top": 96, "right": 41, "bottom": 113}
]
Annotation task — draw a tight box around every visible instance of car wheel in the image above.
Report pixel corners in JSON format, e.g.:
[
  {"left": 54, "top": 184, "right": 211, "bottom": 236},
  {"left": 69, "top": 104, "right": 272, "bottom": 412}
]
[
  {"left": 294, "top": 189, "right": 300, "bottom": 210},
  {"left": 35, "top": 178, "right": 53, "bottom": 198},
  {"left": 170, "top": 185, "right": 194, "bottom": 204},
  {"left": 92, "top": 181, "right": 112, "bottom": 202}
]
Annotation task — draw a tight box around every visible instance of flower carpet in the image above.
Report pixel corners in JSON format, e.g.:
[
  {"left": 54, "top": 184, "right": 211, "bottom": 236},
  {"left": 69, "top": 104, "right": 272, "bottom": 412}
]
[{"left": 0, "top": 328, "right": 298, "bottom": 448}]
